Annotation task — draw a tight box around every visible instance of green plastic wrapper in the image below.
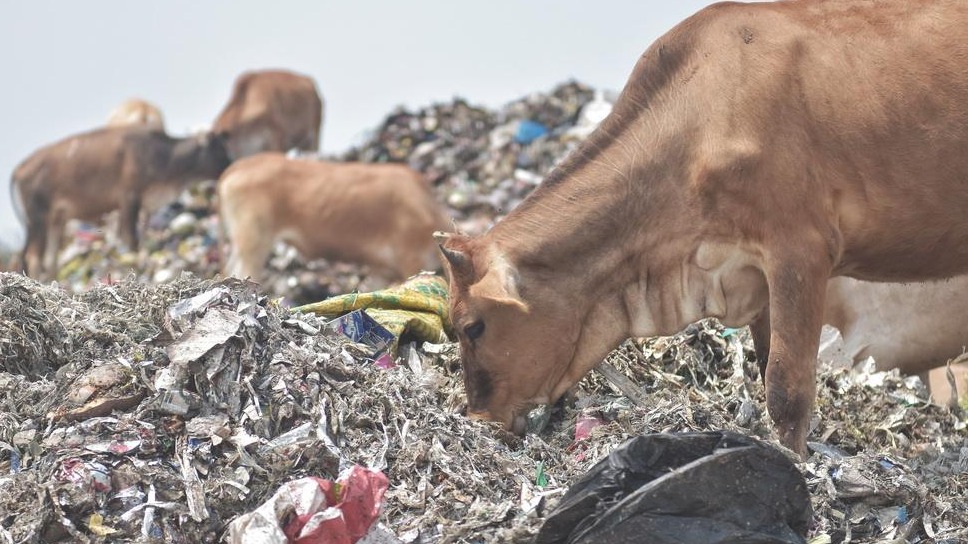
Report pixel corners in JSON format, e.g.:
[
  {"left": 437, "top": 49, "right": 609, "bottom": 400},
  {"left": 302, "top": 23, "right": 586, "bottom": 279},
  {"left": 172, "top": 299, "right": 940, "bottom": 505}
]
[{"left": 294, "top": 273, "right": 451, "bottom": 355}]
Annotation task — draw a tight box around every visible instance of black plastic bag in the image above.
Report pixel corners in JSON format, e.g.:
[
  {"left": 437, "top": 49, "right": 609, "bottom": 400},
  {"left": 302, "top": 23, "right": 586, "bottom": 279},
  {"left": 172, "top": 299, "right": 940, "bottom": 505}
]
[{"left": 534, "top": 431, "right": 812, "bottom": 544}]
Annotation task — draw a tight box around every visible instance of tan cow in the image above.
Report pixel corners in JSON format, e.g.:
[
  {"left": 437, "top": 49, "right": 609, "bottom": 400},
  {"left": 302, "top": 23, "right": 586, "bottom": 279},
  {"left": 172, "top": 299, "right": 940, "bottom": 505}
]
[
  {"left": 106, "top": 98, "right": 165, "bottom": 131},
  {"left": 219, "top": 153, "right": 449, "bottom": 284},
  {"left": 11, "top": 126, "right": 230, "bottom": 279},
  {"left": 820, "top": 277, "right": 968, "bottom": 405},
  {"left": 437, "top": 0, "right": 968, "bottom": 458},
  {"left": 212, "top": 69, "right": 323, "bottom": 160}
]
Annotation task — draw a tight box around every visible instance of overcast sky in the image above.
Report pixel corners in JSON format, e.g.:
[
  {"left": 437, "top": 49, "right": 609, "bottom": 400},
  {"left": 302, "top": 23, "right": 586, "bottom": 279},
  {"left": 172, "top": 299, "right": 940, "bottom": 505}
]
[{"left": 0, "top": 0, "right": 716, "bottom": 249}]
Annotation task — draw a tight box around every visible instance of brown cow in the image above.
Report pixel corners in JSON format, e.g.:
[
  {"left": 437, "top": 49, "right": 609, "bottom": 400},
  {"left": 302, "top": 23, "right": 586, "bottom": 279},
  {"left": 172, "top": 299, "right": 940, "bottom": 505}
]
[
  {"left": 106, "top": 98, "right": 165, "bottom": 131},
  {"left": 820, "top": 277, "right": 968, "bottom": 405},
  {"left": 212, "top": 69, "right": 323, "bottom": 160},
  {"left": 437, "top": 0, "right": 968, "bottom": 458},
  {"left": 218, "top": 153, "right": 449, "bottom": 284},
  {"left": 12, "top": 126, "right": 230, "bottom": 279}
]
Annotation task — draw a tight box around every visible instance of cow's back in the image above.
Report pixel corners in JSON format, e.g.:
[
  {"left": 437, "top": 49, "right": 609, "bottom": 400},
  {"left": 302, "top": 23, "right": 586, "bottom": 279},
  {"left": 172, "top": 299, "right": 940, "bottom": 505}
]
[
  {"left": 106, "top": 99, "right": 165, "bottom": 131},
  {"left": 218, "top": 154, "right": 445, "bottom": 280},
  {"left": 212, "top": 70, "right": 323, "bottom": 159},
  {"left": 15, "top": 127, "right": 139, "bottom": 222},
  {"left": 824, "top": 277, "right": 968, "bottom": 375},
  {"left": 669, "top": 1, "right": 968, "bottom": 281}
]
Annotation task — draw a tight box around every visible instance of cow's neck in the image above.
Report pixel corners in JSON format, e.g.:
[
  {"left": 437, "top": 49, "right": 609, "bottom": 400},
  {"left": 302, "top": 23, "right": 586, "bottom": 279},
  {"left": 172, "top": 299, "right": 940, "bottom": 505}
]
[
  {"left": 490, "top": 122, "right": 767, "bottom": 343},
  {"left": 492, "top": 123, "right": 673, "bottom": 314},
  {"left": 168, "top": 137, "right": 203, "bottom": 177}
]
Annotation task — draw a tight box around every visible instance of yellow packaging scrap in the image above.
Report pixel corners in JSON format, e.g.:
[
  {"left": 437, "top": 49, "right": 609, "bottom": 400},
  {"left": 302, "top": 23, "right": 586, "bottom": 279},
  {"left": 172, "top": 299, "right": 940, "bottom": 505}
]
[
  {"left": 294, "top": 273, "right": 451, "bottom": 354},
  {"left": 87, "top": 513, "right": 118, "bottom": 536}
]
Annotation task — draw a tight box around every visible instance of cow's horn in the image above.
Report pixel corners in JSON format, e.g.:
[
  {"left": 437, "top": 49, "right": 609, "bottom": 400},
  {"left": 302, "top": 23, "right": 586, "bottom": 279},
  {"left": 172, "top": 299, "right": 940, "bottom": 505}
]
[
  {"left": 440, "top": 246, "right": 467, "bottom": 269},
  {"left": 434, "top": 231, "right": 472, "bottom": 277}
]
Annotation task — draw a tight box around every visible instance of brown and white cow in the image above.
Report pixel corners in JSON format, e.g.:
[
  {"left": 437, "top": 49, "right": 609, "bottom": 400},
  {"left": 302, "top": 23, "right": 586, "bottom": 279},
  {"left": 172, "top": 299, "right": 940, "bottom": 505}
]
[
  {"left": 218, "top": 152, "right": 450, "bottom": 284},
  {"left": 106, "top": 98, "right": 165, "bottom": 131},
  {"left": 437, "top": 0, "right": 968, "bottom": 458},
  {"left": 820, "top": 277, "right": 968, "bottom": 406},
  {"left": 212, "top": 69, "right": 323, "bottom": 160},
  {"left": 11, "top": 126, "right": 230, "bottom": 279}
]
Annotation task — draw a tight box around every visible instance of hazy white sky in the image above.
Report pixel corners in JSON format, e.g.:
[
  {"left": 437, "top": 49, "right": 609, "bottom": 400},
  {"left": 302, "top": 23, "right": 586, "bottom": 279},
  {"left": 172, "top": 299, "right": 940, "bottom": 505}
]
[{"left": 0, "top": 0, "right": 716, "bottom": 248}]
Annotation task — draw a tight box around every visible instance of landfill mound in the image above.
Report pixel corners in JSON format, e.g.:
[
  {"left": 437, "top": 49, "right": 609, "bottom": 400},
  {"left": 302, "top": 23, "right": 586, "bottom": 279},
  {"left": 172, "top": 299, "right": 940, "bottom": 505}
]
[
  {"left": 2, "top": 81, "right": 967, "bottom": 543},
  {"left": 1, "top": 273, "right": 965, "bottom": 543},
  {"left": 49, "top": 82, "right": 599, "bottom": 306}
]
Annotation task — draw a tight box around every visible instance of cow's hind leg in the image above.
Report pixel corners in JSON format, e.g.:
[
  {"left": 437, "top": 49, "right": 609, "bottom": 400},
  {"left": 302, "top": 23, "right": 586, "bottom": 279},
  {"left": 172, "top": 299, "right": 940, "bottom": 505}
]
[
  {"left": 226, "top": 239, "right": 272, "bottom": 284},
  {"left": 22, "top": 217, "right": 46, "bottom": 278},
  {"left": 763, "top": 250, "right": 831, "bottom": 459},
  {"left": 119, "top": 194, "right": 141, "bottom": 252},
  {"left": 41, "top": 208, "right": 67, "bottom": 281},
  {"left": 20, "top": 192, "right": 49, "bottom": 277},
  {"left": 223, "top": 215, "right": 273, "bottom": 285}
]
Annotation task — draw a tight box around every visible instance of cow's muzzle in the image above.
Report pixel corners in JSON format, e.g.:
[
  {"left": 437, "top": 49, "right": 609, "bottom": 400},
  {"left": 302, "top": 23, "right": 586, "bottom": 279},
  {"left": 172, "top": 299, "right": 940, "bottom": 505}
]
[{"left": 467, "top": 409, "right": 528, "bottom": 436}]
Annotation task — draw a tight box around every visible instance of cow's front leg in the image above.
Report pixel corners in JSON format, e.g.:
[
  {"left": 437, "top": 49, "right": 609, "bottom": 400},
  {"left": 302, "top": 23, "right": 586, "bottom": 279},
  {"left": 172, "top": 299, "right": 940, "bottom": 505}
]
[
  {"left": 763, "top": 255, "right": 829, "bottom": 459},
  {"left": 749, "top": 307, "right": 771, "bottom": 381},
  {"left": 119, "top": 195, "right": 141, "bottom": 252}
]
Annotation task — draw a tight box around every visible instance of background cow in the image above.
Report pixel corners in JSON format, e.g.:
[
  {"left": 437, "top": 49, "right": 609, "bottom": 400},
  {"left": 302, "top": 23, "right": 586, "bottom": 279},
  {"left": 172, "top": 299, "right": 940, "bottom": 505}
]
[
  {"left": 212, "top": 69, "right": 324, "bottom": 160},
  {"left": 218, "top": 152, "right": 449, "bottom": 284},
  {"left": 438, "top": 0, "right": 968, "bottom": 458},
  {"left": 820, "top": 277, "right": 968, "bottom": 406},
  {"left": 106, "top": 98, "right": 165, "bottom": 131},
  {"left": 12, "top": 126, "right": 230, "bottom": 279}
]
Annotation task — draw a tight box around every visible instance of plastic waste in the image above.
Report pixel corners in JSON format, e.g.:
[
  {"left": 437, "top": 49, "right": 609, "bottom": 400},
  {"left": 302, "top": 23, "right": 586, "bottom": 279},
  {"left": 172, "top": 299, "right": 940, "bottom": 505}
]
[
  {"left": 515, "top": 120, "right": 549, "bottom": 144},
  {"left": 534, "top": 431, "right": 812, "bottom": 544}
]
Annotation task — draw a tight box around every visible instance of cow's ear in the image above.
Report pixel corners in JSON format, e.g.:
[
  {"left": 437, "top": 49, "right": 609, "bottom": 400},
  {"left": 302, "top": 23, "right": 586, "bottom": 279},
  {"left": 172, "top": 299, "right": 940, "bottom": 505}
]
[
  {"left": 435, "top": 232, "right": 474, "bottom": 284},
  {"left": 471, "top": 252, "right": 528, "bottom": 312}
]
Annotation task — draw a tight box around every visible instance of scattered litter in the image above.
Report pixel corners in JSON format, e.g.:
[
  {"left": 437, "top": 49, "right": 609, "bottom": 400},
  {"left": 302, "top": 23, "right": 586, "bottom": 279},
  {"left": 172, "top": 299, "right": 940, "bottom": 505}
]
[
  {"left": 327, "top": 310, "right": 397, "bottom": 358},
  {"left": 1, "top": 81, "right": 966, "bottom": 543}
]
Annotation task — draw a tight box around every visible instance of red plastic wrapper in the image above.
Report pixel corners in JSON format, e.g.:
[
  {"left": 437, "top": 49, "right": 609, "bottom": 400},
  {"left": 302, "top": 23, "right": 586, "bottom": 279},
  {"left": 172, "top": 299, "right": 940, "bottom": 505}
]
[
  {"left": 574, "top": 413, "right": 603, "bottom": 442},
  {"left": 228, "top": 466, "right": 389, "bottom": 544}
]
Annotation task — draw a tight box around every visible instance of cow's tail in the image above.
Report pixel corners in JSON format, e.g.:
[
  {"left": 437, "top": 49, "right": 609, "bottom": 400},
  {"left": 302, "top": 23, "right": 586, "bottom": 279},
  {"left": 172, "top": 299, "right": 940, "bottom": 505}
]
[
  {"left": 7, "top": 170, "right": 31, "bottom": 273},
  {"left": 9, "top": 172, "right": 26, "bottom": 228}
]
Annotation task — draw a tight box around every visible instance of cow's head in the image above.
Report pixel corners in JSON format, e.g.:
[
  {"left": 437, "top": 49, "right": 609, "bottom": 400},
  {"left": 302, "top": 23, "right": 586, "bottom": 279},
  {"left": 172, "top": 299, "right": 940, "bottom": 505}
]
[
  {"left": 176, "top": 130, "right": 232, "bottom": 180},
  {"left": 437, "top": 232, "right": 582, "bottom": 434}
]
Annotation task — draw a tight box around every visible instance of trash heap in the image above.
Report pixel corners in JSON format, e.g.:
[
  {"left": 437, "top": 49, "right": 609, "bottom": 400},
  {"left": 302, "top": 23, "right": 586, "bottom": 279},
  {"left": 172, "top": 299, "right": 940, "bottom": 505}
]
[
  {"left": 343, "top": 81, "right": 601, "bottom": 236},
  {"left": 47, "top": 81, "right": 604, "bottom": 304},
  {"left": 3, "top": 81, "right": 967, "bottom": 543},
  {"left": 1, "top": 272, "right": 966, "bottom": 543}
]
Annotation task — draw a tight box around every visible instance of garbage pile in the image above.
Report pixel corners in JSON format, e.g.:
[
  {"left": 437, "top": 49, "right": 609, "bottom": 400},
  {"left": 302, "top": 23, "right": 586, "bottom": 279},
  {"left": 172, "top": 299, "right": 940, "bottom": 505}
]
[
  {"left": 1, "top": 272, "right": 966, "bottom": 543},
  {"left": 47, "top": 81, "right": 605, "bottom": 303},
  {"left": 4, "top": 80, "right": 967, "bottom": 543},
  {"left": 343, "top": 81, "right": 602, "bottom": 235}
]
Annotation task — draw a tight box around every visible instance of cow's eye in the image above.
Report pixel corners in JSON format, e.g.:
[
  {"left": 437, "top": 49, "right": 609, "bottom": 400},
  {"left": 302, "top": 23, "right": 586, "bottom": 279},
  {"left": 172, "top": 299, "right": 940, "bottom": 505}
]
[{"left": 464, "top": 321, "right": 485, "bottom": 341}]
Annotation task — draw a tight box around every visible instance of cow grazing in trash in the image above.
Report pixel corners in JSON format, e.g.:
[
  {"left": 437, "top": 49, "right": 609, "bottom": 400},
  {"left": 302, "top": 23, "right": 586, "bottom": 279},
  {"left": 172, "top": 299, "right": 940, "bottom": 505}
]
[
  {"left": 212, "top": 69, "right": 324, "bottom": 160},
  {"left": 820, "top": 277, "right": 968, "bottom": 406},
  {"left": 11, "top": 126, "right": 231, "bottom": 279},
  {"left": 106, "top": 98, "right": 165, "bottom": 131},
  {"left": 437, "top": 0, "right": 968, "bottom": 458},
  {"left": 218, "top": 152, "right": 450, "bottom": 284}
]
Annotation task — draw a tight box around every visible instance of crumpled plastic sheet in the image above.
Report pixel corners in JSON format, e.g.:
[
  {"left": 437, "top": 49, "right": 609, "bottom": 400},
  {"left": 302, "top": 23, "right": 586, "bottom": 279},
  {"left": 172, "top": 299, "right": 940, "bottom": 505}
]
[
  {"left": 534, "top": 431, "right": 811, "bottom": 544},
  {"left": 228, "top": 466, "right": 389, "bottom": 544}
]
